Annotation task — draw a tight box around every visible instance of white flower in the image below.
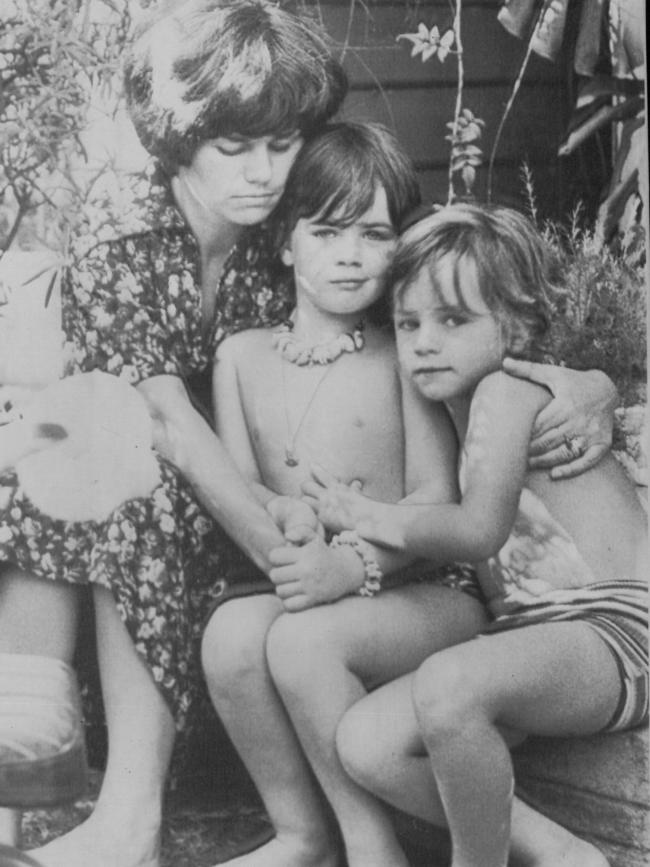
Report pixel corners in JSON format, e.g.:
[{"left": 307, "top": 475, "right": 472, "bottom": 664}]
[{"left": 397, "top": 24, "right": 455, "bottom": 63}]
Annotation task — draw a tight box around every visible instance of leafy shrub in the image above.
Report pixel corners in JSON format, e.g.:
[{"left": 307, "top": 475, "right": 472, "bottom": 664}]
[{"left": 542, "top": 208, "right": 646, "bottom": 407}]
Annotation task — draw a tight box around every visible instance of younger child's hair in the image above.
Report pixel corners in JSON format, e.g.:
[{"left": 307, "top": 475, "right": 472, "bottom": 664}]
[
  {"left": 124, "top": 0, "right": 347, "bottom": 174},
  {"left": 275, "top": 121, "right": 421, "bottom": 238},
  {"left": 391, "top": 203, "right": 560, "bottom": 359}
]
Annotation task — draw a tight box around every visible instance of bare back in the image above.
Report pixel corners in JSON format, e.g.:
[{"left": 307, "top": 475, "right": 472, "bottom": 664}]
[{"left": 524, "top": 455, "right": 648, "bottom": 583}]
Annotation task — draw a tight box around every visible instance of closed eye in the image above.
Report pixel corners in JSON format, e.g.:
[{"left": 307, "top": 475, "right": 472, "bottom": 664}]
[{"left": 269, "top": 135, "right": 301, "bottom": 153}]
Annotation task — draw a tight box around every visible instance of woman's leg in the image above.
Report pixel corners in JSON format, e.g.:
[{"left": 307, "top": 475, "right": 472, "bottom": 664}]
[
  {"left": 202, "top": 594, "right": 338, "bottom": 867},
  {"left": 0, "top": 565, "right": 79, "bottom": 848},
  {"left": 266, "top": 582, "right": 487, "bottom": 867},
  {"left": 338, "top": 669, "right": 611, "bottom": 867},
  {"left": 30, "top": 586, "right": 174, "bottom": 867}
]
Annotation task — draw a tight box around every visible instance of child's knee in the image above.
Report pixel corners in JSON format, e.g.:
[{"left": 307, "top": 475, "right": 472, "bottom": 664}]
[
  {"left": 336, "top": 707, "right": 385, "bottom": 790},
  {"left": 201, "top": 597, "right": 275, "bottom": 687},
  {"left": 266, "top": 609, "right": 341, "bottom": 686},
  {"left": 412, "top": 651, "right": 478, "bottom": 735}
]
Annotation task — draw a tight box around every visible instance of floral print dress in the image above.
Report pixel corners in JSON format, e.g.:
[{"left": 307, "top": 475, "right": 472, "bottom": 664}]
[{"left": 0, "top": 169, "right": 293, "bottom": 734}]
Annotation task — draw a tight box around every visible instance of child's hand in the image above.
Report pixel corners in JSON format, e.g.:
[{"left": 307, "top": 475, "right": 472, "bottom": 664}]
[
  {"left": 266, "top": 495, "right": 323, "bottom": 545},
  {"left": 301, "top": 463, "right": 373, "bottom": 533},
  {"left": 268, "top": 536, "right": 365, "bottom": 611}
]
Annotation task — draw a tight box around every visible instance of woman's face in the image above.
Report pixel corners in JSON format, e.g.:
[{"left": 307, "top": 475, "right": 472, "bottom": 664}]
[{"left": 179, "top": 131, "right": 304, "bottom": 226}]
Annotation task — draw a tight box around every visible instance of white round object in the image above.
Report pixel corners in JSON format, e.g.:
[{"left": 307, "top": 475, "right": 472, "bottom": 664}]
[{"left": 16, "top": 372, "right": 161, "bottom": 522}]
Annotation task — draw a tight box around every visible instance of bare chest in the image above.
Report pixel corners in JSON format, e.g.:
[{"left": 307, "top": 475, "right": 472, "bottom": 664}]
[{"left": 241, "top": 355, "right": 405, "bottom": 500}]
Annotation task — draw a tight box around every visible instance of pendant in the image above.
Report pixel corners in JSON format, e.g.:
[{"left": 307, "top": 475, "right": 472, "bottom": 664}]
[{"left": 284, "top": 446, "right": 299, "bottom": 468}]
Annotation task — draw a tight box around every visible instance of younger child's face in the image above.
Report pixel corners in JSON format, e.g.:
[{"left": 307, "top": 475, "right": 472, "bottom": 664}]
[
  {"left": 281, "top": 186, "right": 397, "bottom": 318},
  {"left": 394, "top": 254, "right": 504, "bottom": 403}
]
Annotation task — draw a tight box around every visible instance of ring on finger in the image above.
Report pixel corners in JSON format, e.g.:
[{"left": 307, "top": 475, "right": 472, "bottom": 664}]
[{"left": 564, "top": 434, "right": 586, "bottom": 460}]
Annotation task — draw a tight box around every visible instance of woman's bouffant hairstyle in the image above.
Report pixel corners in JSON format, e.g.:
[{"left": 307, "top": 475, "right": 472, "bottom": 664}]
[
  {"left": 391, "top": 203, "right": 561, "bottom": 360},
  {"left": 124, "top": 0, "right": 348, "bottom": 174},
  {"left": 275, "top": 121, "right": 421, "bottom": 238}
]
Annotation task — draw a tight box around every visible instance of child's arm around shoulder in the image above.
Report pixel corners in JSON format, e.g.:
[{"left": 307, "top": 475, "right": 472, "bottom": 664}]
[
  {"left": 339, "top": 369, "right": 550, "bottom": 563},
  {"left": 410, "top": 369, "right": 550, "bottom": 560}
]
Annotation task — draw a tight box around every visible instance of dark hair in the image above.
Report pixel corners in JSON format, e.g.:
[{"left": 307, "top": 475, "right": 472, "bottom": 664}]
[
  {"left": 274, "top": 122, "right": 421, "bottom": 326},
  {"left": 275, "top": 121, "right": 421, "bottom": 238},
  {"left": 124, "top": 0, "right": 348, "bottom": 174},
  {"left": 391, "top": 203, "right": 560, "bottom": 359}
]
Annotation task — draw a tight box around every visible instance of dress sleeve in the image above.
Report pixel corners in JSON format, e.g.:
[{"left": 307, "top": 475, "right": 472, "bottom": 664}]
[{"left": 62, "top": 233, "right": 198, "bottom": 385}]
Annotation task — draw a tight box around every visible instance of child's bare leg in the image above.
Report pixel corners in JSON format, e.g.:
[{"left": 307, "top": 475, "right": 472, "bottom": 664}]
[
  {"left": 410, "top": 622, "right": 619, "bottom": 867},
  {"left": 0, "top": 565, "right": 79, "bottom": 850},
  {"left": 266, "top": 582, "right": 487, "bottom": 867},
  {"left": 339, "top": 674, "right": 609, "bottom": 867},
  {"left": 31, "top": 586, "right": 172, "bottom": 867},
  {"left": 202, "top": 594, "right": 338, "bottom": 867}
]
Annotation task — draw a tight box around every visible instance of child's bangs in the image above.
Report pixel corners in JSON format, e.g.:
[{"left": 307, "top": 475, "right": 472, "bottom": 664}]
[
  {"left": 318, "top": 173, "right": 380, "bottom": 226},
  {"left": 298, "top": 160, "right": 381, "bottom": 226}
]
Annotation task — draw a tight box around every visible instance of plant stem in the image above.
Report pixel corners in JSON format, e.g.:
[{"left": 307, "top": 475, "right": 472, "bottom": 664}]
[
  {"left": 448, "top": 0, "right": 464, "bottom": 205},
  {"left": 487, "top": 0, "right": 553, "bottom": 203}
]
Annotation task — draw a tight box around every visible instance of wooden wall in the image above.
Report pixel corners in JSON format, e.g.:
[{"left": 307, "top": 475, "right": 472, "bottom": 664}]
[{"left": 312, "top": 0, "right": 594, "bottom": 218}]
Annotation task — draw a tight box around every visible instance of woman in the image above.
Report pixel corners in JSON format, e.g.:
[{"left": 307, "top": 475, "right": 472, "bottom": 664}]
[
  {"left": 1, "top": 3, "right": 344, "bottom": 866},
  {"left": 0, "top": 2, "right": 617, "bottom": 866}
]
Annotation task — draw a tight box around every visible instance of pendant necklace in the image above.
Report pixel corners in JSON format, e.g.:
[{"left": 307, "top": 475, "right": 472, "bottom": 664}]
[
  {"left": 281, "top": 361, "right": 337, "bottom": 467},
  {"left": 275, "top": 314, "right": 366, "bottom": 467}
]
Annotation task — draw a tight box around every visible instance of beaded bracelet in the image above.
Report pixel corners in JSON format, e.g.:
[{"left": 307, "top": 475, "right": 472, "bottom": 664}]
[{"left": 330, "top": 529, "right": 384, "bottom": 597}]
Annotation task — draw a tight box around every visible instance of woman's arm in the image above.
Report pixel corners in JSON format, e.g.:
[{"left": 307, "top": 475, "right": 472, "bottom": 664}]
[
  {"left": 502, "top": 359, "right": 618, "bottom": 479},
  {"left": 137, "top": 372, "right": 284, "bottom": 574}
]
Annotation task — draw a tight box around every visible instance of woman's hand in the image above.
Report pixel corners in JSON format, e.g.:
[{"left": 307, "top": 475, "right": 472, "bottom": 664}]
[
  {"left": 268, "top": 536, "right": 365, "bottom": 611},
  {"left": 502, "top": 360, "right": 618, "bottom": 480},
  {"left": 266, "top": 495, "right": 322, "bottom": 545}
]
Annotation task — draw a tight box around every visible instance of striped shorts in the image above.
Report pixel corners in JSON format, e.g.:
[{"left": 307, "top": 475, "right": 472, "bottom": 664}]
[{"left": 484, "top": 580, "right": 648, "bottom": 733}]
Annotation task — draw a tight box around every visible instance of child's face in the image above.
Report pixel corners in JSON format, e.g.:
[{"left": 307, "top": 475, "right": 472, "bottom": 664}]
[
  {"left": 394, "top": 254, "right": 504, "bottom": 402},
  {"left": 281, "top": 186, "right": 397, "bottom": 318}
]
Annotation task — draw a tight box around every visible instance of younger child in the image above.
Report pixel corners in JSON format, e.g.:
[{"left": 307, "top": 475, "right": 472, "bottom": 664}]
[
  {"left": 305, "top": 203, "right": 648, "bottom": 867},
  {"left": 202, "top": 123, "right": 488, "bottom": 867}
]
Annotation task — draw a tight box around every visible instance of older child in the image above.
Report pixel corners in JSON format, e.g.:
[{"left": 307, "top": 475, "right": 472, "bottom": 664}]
[
  {"left": 306, "top": 203, "right": 648, "bottom": 867},
  {"left": 202, "top": 123, "right": 488, "bottom": 867}
]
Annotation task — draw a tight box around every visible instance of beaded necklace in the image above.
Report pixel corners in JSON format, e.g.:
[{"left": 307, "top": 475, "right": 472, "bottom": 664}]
[
  {"left": 272, "top": 317, "right": 365, "bottom": 366},
  {"left": 275, "top": 315, "right": 366, "bottom": 466}
]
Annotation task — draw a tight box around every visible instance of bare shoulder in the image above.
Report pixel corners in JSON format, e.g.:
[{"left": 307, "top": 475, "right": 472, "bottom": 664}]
[
  {"left": 215, "top": 327, "right": 275, "bottom": 366},
  {"left": 475, "top": 369, "right": 551, "bottom": 415}
]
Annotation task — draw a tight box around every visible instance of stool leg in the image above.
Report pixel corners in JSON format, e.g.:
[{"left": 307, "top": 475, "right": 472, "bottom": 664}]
[{"left": 0, "top": 809, "right": 20, "bottom": 847}]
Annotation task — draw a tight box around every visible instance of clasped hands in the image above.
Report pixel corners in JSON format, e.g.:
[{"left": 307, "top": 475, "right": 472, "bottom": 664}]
[{"left": 266, "top": 468, "right": 385, "bottom": 613}]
